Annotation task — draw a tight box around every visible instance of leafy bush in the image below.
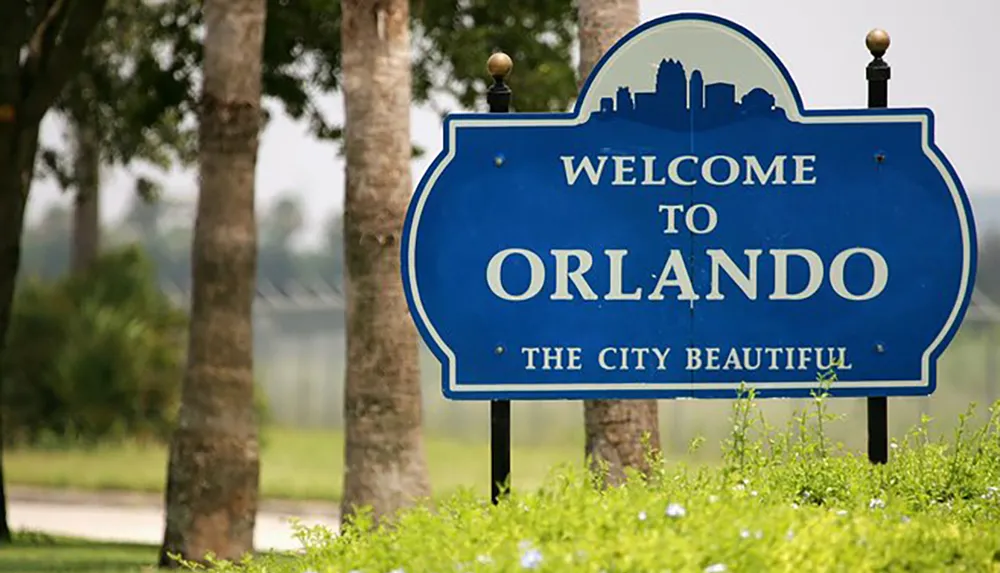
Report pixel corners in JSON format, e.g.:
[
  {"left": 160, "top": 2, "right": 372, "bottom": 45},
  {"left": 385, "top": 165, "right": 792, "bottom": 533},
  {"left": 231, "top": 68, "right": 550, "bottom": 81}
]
[
  {"left": 188, "top": 390, "right": 1000, "bottom": 572},
  {"left": 2, "top": 246, "right": 187, "bottom": 446}
]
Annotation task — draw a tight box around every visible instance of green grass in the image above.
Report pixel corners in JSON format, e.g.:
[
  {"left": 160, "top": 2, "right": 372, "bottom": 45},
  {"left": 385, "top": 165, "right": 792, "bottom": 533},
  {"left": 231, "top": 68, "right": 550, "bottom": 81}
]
[
  {"left": 5, "top": 427, "right": 580, "bottom": 501},
  {"left": 188, "top": 391, "right": 1000, "bottom": 572},
  {"left": 0, "top": 532, "right": 157, "bottom": 573}
]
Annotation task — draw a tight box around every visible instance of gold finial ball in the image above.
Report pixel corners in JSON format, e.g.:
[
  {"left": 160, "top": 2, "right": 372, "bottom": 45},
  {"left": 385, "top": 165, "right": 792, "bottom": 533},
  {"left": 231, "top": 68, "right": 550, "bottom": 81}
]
[
  {"left": 865, "top": 28, "right": 890, "bottom": 56},
  {"left": 487, "top": 52, "right": 513, "bottom": 78}
]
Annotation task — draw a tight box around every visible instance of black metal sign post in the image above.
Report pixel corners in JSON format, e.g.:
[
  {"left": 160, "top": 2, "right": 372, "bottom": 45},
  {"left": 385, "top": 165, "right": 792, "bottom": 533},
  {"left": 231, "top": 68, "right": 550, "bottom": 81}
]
[
  {"left": 865, "top": 29, "right": 891, "bottom": 465},
  {"left": 486, "top": 52, "right": 513, "bottom": 504}
]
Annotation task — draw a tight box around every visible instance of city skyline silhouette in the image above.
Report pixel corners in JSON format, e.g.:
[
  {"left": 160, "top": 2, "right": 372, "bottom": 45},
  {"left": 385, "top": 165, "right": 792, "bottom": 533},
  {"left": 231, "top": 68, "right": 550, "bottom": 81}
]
[{"left": 592, "top": 58, "right": 787, "bottom": 130}]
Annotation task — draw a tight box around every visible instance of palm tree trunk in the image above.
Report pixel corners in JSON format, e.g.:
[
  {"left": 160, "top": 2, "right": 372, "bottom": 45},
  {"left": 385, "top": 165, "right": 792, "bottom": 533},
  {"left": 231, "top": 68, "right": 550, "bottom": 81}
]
[
  {"left": 340, "top": 0, "right": 431, "bottom": 524},
  {"left": 70, "top": 115, "right": 100, "bottom": 273},
  {"left": 158, "top": 0, "right": 266, "bottom": 566},
  {"left": 578, "top": 0, "right": 662, "bottom": 486}
]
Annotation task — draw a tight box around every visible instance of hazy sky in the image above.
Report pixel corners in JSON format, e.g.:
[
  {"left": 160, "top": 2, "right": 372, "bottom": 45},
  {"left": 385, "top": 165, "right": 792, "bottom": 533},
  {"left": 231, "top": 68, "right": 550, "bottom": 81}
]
[{"left": 26, "top": 0, "right": 999, "bottom": 249}]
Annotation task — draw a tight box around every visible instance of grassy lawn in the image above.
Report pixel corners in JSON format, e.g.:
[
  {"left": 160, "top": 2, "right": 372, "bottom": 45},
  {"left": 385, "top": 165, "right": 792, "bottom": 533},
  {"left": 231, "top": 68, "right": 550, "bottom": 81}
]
[
  {"left": 4, "top": 395, "right": 999, "bottom": 571},
  {"left": 0, "top": 532, "right": 158, "bottom": 573},
  {"left": 4, "top": 427, "right": 581, "bottom": 501}
]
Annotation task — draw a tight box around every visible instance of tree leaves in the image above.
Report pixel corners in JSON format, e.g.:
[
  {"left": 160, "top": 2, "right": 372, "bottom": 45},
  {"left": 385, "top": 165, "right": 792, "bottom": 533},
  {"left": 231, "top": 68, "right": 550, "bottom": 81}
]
[
  {"left": 412, "top": 0, "right": 578, "bottom": 113},
  {"left": 76, "top": 0, "right": 577, "bottom": 152},
  {"left": 31, "top": 0, "right": 578, "bottom": 199}
]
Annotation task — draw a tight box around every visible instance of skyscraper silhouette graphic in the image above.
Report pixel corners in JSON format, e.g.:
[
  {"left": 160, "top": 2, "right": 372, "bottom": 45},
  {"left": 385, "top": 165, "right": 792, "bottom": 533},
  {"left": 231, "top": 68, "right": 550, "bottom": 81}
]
[{"left": 594, "top": 58, "right": 786, "bottom": 130}]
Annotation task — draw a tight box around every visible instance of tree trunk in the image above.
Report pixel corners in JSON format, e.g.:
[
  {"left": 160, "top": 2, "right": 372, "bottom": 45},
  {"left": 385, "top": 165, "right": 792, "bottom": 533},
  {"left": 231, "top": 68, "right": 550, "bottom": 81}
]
[
  {"left": 158, "top": 0, "right": 266, "bottom": 566},
  {"left": 0, "top": 0, "right": 108, "bottom": 546},
  {"left": 0, "top": 124, "right": 36, "bottom": 545},
  {"left": 578, "top": 0, "right": 662, "bottom": 487},
  {"left": 340, "top": 0, "right": 430, "bottom": 525},
  {"left": 0, "top": 184, "right": 23, "bottom": 547},
  {"left": 70, "top": 116, "right": 100, "bottom": 273}
]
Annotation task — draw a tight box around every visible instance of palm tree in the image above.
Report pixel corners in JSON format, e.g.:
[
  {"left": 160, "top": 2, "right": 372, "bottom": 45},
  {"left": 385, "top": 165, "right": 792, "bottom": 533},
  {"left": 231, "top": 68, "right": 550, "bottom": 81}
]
[
  {"left": 158, "top": 0, "right": 267, "bottom": 566},
  {"left": 68, "top": 109, "right": 101, "bottom": 274},
  {"left": 340, "top": 0, "right": 431, "bottom": 524},
  {"left": 578, "top": 0, "right": 662, "bottom": 486}
]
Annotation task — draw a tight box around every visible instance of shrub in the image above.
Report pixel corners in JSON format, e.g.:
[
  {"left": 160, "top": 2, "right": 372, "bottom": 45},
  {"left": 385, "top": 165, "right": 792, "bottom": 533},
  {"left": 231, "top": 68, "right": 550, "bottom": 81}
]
[
  {"left": 185, "top": 393, "right": 1000, "bottom": 573},
  {"left": 2, "top": 246, "right": 187, "bottom": 446}
]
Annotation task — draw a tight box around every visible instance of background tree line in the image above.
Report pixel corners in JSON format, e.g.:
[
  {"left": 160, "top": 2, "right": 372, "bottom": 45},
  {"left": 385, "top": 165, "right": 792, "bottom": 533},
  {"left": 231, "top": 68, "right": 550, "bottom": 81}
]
[{"left": 21, "top": 193, "right": 346, "bottom": 292}]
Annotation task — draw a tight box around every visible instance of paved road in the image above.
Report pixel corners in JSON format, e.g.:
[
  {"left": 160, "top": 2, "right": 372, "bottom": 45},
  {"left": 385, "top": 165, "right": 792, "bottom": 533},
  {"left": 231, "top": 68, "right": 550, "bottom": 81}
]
[{"left": 7, "top": 493, "right": 340, "bottom": 552}]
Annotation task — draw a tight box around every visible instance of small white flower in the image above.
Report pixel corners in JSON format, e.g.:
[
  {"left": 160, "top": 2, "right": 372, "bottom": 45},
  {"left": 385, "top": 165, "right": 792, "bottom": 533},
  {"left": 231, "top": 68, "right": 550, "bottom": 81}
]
[
  {"left": 740, "top": 528, "right": 751, "bottom": 539},
  {"left": 638, "top": 510, "right": 648, "bottom": 521},
  {"left": 476, "top": 555, "right": 493, "bottom": 564},
  {"left": 836, "top": 509, "right": 848, "bottom": 517},
  {"left": 520, "top": 548, "right": 543, "bottom": 569},
  {"left": 750, "top": 490, "right": 758, "bottom": 497},
  {"left": 890, "top": 442, "right": 899, "bottom": 449},
  {"left": 869, "top": 498, "right": 886, "bottom": 510},
  {"left": 791, "top": 502, "right": 799, "bottom": 509},
  {"left": 666, "top": 503, "right": 686, "bottom": 518},
  {"left": 704, "top": 564, "right": 727, "bottom": 573},
  {"left": 708, "top": 495, "right": 719, "bottom": 503},
  {"left": 785, "top": 529, "right": 795, "bottom": 541}
]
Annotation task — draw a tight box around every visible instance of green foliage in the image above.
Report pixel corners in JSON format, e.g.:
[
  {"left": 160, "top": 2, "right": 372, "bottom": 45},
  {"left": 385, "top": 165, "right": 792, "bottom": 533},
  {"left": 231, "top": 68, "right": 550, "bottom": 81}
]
[
  {"left": 191, "top": 395, "right": 1000, "bottom": 572},
  {"left": 38, "top": 0, "right": 197, "bottom": 195},
  {"left": 128, "top": 0, "right": 576, "bottom": 153},
  {"left": 1, "top": 246, "right": 187, "bottom": 446},
  {"left": 31, "top": 0, "right": 579, "bottom": 185},
  {"left": 413, "top": 0, "right": 578, "bottom": 113}
]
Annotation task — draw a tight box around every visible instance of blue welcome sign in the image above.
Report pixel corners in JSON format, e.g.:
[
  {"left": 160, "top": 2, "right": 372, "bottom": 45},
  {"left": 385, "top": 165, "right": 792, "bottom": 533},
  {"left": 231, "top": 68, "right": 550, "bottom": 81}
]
[{"left": 401, "top": 13, "right": 977, "bottom": 400}]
